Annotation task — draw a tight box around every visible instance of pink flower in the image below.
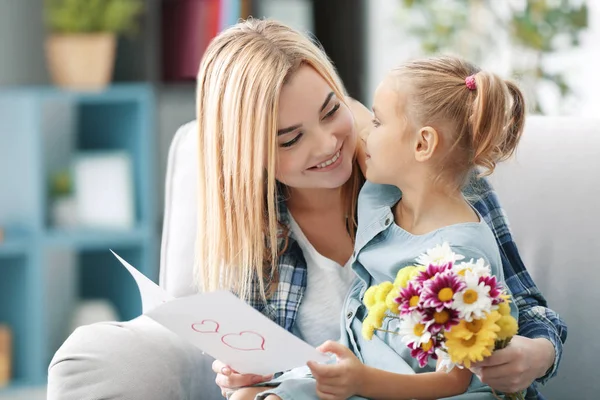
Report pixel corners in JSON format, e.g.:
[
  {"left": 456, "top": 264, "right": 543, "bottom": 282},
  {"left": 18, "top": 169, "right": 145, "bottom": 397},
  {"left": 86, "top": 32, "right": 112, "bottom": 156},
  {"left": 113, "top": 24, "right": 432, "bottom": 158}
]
[
  {"left": 414, "top": 263, "right": 453, "bottom": 286},
  {"left": 479, "top": 275, "right": 503, "bottom": 305},
  {"left": 396, "top": 281, "right": 423, "bottom": 316},
  {"left": 422, "top": 272, "right": 466, "bottom": 312},
  {"left": 422, "top": 307, "right": 461, "bottom": 334},
  {"left": 409, "top": 336, "right": 439, "bottom": 368}
]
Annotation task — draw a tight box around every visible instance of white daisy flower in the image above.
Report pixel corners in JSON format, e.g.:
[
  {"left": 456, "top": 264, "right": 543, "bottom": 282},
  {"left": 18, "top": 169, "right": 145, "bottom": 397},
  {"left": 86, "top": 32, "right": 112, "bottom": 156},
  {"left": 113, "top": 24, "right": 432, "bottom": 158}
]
[
  {"left": 435, "top": 348, "right": 461, "bottom": 373},
  {"left": 416, "top": 242, "right": 465, "bottom": 267},
  {"left": 452, "top": 270, "right": 493, "bottom": 322},
  {"left": 454, "top": 258, "right": 491, "bottom": 279},
  {"left": 399, "top": 311, "right": 432, "bottom": 347}
]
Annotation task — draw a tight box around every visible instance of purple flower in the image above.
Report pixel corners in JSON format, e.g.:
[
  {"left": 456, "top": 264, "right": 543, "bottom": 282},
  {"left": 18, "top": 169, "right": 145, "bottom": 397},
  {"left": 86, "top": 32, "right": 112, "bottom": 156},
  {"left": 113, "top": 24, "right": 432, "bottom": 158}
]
[
  {"left": 396, "top": 281, "right": 423, "bottom": 316},
  {"left": 422, "top": 307, "right": 461, "bottom": 334},
  {"left": 479, "top": 275, "right": 503, "bottom": 305},
  {"left": 414, "top": 263, "right": 453, "bottom": 286},
  {"left": 409, "top": 336, "right": 439, "bottom": 368},
  {"left": 422, "top": 272, "right": 466, "bottom": 312}
]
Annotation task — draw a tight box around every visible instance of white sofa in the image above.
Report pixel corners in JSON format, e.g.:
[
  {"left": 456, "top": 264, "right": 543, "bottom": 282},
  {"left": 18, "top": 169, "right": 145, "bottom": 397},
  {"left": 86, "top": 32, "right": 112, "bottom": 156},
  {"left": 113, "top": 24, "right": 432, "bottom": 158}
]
[{"left": 160, "top": 116, "right": 600, "bottom": 400}]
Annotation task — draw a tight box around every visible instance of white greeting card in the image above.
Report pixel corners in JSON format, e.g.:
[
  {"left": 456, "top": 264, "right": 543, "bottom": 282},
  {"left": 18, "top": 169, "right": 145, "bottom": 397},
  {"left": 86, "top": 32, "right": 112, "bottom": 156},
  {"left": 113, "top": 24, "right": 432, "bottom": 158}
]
[{"left": 112, "top": 251, "right": 330, "bottom": 375}]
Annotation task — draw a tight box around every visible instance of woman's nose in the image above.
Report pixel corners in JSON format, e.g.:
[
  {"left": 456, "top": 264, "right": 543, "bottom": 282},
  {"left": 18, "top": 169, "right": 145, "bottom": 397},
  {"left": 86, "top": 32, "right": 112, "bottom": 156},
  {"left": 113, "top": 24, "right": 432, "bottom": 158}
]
[{"left": 314, "top": 127, "right": 338, "bottom": 155}]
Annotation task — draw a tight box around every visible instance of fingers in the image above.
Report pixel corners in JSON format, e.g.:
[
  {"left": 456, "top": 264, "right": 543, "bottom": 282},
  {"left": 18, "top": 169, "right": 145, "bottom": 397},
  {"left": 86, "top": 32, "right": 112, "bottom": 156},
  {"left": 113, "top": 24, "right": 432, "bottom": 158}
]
[
  {"left": 472, "top": 346, "right": 515, "bottom": 368},
  {"left": 215, "top": 371, "right": 269, "bottom": 391},
  {"left": 212, "top": 359, "right": 229, "bottom": 375},
  {"left": 315, "top": 386, "right": 342, "bottom": 400},
  {"left": 308, "top": 361, "right": 342, "bottom": 380},
  {"left": 317, "top": 340, "right": 351, "bottom": 358},
  {"left": 477, "top": 363, "right": 530, "bottom": 393}
]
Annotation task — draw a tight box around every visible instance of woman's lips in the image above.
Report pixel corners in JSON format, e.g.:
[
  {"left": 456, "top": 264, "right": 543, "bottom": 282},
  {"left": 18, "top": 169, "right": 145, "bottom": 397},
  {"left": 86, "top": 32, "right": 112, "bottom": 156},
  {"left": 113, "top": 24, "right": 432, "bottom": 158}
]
[{"left": 308, "top": 148, "right": 343, "bottom": 172}]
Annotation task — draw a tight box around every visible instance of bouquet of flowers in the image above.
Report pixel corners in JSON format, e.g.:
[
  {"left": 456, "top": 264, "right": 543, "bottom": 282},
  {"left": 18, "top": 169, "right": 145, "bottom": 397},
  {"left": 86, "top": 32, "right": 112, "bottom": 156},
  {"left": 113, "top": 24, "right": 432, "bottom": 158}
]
[{"left": 362, "top": 243, "right": 522, "bottom": 400}]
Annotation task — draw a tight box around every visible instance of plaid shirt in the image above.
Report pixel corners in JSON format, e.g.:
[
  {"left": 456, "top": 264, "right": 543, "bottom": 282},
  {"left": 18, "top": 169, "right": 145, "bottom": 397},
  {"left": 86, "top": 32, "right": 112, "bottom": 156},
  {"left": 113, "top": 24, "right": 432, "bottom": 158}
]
[{"left": 248, "top": 177, "right": 567, "bottom": 399}]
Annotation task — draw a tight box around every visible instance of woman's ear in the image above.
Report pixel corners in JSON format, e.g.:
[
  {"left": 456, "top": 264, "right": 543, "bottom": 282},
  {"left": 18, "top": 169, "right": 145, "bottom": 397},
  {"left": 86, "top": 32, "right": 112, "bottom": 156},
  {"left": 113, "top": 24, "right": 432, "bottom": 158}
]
[{"left": 414, "top": 126, "right": 439, "bottom": 162}]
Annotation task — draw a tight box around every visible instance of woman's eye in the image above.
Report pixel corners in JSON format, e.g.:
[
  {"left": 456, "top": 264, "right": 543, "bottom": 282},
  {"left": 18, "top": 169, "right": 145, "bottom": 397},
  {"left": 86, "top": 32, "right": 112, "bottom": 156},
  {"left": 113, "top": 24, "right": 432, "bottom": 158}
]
[
  {"left": 323, "top": 103, "right": 340, "bottom": 119},
  {"left": 280, "top": 133, "right": 303, "bottom": 148},
  {"left": 372, "top": 119, "right": 381, "bottom": 127}
]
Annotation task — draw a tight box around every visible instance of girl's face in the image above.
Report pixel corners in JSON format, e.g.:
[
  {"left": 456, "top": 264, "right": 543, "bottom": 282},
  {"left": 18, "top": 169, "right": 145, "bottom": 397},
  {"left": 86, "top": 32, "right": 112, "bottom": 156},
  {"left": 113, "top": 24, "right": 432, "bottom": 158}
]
[
  {"left": 275, "top": 65, "right": 356, "bottom": 190},
  {"left": 363, "top": 78, "right": 417, "bottom": 186}
]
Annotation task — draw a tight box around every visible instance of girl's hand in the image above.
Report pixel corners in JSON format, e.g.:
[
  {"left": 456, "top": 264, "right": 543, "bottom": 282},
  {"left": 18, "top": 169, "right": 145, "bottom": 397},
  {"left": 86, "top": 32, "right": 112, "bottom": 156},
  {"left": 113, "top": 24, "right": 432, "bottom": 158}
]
[
  {"left": 212, "top": 359, "right": 272, "bottom": 397},
  {"left": 470, "top": 336, "right": 555, "bottom": 393},
  {"left": 307, "top": 341, "right": 365, "bottom": 400}
]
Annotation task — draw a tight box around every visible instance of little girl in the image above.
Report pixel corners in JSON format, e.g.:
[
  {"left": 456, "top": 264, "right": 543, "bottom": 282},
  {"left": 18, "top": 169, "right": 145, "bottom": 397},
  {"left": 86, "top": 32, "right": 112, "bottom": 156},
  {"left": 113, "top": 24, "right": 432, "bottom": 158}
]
[{"left": 234, "top": 55, "right": 525, "bottom": 400}]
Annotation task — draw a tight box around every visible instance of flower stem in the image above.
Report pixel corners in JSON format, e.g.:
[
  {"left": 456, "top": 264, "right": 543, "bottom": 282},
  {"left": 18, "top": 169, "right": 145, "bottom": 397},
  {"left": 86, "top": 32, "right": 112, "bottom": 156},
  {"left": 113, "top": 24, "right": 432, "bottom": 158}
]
[{"left": 374, "top": 328, "right": 400, "bottom": 335}]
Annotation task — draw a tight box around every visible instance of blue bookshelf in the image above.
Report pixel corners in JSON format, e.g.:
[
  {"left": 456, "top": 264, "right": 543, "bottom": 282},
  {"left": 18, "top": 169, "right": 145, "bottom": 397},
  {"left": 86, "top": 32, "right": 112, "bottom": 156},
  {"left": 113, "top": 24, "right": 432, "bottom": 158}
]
[{"left": 0, "top": 84, "right": 158, "bottom": 388}]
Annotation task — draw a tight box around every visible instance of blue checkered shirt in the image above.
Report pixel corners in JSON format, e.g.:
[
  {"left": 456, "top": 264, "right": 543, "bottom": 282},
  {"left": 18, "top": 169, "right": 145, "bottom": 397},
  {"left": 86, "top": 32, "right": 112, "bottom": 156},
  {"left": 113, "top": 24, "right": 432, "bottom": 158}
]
[{"left": 247, "top": 177, "right": 567, "bottom": 399}]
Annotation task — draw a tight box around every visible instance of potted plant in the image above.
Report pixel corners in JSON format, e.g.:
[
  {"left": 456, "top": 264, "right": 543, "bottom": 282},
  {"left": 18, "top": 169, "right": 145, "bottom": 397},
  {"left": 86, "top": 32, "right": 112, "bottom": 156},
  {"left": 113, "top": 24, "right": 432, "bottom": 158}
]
[{"left": 44, "top": 0, "right": 143, "bottom": 90}]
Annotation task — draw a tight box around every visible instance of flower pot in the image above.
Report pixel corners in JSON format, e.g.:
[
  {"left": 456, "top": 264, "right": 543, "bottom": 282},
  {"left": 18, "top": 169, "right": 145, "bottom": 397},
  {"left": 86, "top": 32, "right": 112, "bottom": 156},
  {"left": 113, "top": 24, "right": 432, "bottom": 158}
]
[{"left": 45, "top": 33, "right": 116, "bottom": 90}]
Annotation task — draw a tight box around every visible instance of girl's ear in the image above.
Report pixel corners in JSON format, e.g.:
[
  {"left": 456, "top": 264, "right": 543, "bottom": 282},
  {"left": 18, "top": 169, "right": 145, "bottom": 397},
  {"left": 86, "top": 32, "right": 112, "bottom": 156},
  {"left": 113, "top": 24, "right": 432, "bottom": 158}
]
[{"left": 414, "top": 126, "right": 439, "bottom": 162}]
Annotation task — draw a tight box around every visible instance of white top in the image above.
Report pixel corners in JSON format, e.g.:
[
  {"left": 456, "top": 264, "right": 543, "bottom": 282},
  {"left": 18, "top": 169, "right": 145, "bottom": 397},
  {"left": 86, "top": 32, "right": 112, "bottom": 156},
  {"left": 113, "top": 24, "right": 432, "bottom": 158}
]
[{"left": 288, "top": 215, "right": 356, "bottom": 347}]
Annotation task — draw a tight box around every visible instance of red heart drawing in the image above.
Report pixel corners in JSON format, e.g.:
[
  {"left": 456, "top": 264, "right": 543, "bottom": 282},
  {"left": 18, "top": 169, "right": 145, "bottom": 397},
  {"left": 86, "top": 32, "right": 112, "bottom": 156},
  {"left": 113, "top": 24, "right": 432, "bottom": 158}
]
[
  {"left": 191, "top": 319, "right": 220, "bottom": 333},
  {"left": 221, "top": 331, "right": 266, "bottom": 351}
]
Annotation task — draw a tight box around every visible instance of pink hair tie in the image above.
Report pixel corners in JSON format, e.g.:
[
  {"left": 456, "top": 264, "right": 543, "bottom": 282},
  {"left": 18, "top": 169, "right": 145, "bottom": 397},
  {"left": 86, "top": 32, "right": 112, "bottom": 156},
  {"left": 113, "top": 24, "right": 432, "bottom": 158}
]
[{"left": 465, "top": 75, "right": 477, "bottom": 90}]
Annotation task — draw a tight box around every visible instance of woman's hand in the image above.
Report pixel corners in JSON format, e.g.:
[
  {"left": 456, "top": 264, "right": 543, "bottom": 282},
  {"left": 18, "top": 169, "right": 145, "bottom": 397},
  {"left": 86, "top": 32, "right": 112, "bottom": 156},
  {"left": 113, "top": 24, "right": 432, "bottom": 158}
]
[
  {"left": 212, "top": 359, "right": 272, "bottom": 397},
  {"left": 470, "top": 336, "right": 555, "bottom": 393},
  {"left": 307, "top": 341, "right": 365, "bottom": 400}
]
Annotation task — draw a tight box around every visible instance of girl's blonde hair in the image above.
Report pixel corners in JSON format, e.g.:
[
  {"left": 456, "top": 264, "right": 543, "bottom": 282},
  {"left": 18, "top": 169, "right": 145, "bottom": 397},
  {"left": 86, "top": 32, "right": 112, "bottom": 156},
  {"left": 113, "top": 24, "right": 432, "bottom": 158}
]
[
  {"left": 391, "top": 56, "right": 525, "bottom": 188},
  {"left": 195, "top": 19, "right": 361, "bottom": 302}
]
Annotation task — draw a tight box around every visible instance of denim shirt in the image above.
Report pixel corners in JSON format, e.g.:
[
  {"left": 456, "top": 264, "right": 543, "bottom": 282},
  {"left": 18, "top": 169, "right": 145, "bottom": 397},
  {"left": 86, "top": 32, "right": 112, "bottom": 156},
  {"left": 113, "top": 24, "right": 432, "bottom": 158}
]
[
  {"left": 335, "top": 181, "right": 519, "bottom": 398},
  {"left": 248, "top": 177, "right": 567, "bottom": 398}
]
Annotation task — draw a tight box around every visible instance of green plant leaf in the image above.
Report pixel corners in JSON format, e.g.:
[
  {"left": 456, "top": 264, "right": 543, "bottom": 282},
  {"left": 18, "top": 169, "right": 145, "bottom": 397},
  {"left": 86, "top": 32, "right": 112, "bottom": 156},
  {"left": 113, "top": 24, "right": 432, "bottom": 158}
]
[{"left": 44, "top": 0, "right": 143, "bottom": 35}]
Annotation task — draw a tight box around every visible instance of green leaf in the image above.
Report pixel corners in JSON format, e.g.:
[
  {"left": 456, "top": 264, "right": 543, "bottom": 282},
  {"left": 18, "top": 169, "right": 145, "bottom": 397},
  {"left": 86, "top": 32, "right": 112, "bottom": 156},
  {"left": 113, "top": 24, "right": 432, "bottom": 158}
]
[{"left": 44, "top": 0, "right": 143, "bottom": 35}]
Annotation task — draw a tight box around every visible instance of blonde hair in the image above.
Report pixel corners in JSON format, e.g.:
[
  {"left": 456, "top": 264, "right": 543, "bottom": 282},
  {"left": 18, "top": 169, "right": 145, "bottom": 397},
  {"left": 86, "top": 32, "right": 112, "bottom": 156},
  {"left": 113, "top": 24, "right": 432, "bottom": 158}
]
[
  {"left": 390, "top": 56, "right": 525, "bottom": 188},
  {"left": 195, "top": 19, "right": 360, "bottom": 302}
]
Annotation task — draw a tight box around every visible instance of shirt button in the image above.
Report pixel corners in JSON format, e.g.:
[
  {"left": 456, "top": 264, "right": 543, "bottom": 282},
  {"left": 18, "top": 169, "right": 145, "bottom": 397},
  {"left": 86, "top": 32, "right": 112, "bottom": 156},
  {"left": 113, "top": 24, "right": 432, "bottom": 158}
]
[
  {"left": 384, "top": 217, "right": 391, "bottom": 226},
  {"left": 346, "top": 311, "right": 354, "bottom": 319}
]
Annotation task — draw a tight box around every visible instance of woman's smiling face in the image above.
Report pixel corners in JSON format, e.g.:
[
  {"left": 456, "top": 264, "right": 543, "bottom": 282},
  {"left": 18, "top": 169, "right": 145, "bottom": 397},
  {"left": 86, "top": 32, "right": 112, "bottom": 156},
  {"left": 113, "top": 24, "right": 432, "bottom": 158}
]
[{"left": 275, "top": 65, "right": 357, "bottom": 189}]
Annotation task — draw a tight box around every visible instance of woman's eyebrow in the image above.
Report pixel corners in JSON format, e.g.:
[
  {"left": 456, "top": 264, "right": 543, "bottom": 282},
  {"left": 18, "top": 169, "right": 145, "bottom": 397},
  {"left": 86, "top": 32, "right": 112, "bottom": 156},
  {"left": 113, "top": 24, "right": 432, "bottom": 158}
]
[
  {"left": 320, "top": 92, "right": 335, "bottom": 112},
  {"left": 278, "top": 124, "right": 302, "bottom": 135},
  {"left": 277, "top": 92, "right": 336, "bottom": 135}
]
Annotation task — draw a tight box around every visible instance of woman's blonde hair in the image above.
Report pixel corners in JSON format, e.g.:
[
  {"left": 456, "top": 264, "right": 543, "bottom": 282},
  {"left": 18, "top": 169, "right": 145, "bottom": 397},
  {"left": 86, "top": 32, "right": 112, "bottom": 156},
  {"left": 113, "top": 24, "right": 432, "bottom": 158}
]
[
  {"left": 390, "top": 56, "right": 525, "bottom": 188},
  {"left": 195, "top": 19, "right": 361, "bottom": 302}
]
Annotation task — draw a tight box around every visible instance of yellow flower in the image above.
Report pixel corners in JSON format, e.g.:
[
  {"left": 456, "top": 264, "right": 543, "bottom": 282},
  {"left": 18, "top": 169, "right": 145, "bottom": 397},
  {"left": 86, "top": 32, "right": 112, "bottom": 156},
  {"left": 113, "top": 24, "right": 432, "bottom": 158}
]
[
  {"left": 445, "top": 311, "right": 500, "bottom": 368},
  {"left": 394, "top": 266, "right": 425, "bottom": 288},
  {"left": 394, "top": 266, "right": 416, "bottom": 288},
  {"left": 363, "top": 285, "right": 379, "bottom": 309},
  {"left": 375, "top": 281, "right": 394, "bottom": 303},
  {"left": 386, "top": 286, "right": 401, "bottom": 314},
  {"left": 362, "top": 301, "right": 389, "bottom": 340},
  {"left": 369, "top": 302, "right": 388, "bottom": 328},
  {"left": 498, "top": 300, "right": 511, "bottom": 316},
  {"left": 448, "top": 311, "right": 501, "bottom": 340},
  {"left": 496, "top": 315, "right": 518, "bottom": 340},
  {"left": 362, "top": 316, "right": 376, "bottom": 340}
]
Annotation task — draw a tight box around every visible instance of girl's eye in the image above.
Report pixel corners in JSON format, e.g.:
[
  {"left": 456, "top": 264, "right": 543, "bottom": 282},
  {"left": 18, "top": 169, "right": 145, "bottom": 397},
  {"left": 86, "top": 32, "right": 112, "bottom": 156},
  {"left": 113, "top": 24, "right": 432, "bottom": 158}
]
[
  {"left": 372, "top": 119, "right": 381, "bottom": 128},
  {"left": 280, "top": 133, "right": 303, "bottom": 148},
  {"left": 323, "top": 103, "right": 340, "bottom": 119}
]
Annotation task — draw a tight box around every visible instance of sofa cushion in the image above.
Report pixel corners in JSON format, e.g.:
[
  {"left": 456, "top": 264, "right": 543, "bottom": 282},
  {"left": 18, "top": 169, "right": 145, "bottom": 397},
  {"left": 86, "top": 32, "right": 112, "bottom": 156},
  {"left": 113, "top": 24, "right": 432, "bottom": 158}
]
[{"left": 490, "top": 115, "right": 600, "bottom": 399}]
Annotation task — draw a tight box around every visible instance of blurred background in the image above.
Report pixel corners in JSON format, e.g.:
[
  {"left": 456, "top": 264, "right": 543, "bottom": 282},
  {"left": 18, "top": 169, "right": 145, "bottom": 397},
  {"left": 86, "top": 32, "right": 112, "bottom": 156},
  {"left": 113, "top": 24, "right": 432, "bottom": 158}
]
[{"left": 0, "top": 0, "right": 597, "bottom": 398}]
